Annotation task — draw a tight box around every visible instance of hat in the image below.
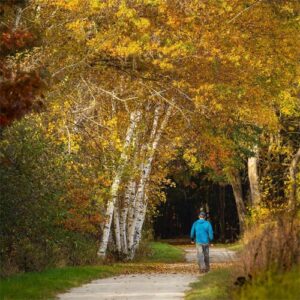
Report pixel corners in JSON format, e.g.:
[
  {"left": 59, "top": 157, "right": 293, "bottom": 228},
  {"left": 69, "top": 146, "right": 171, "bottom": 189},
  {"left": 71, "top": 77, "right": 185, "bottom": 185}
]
[{"left": 199, "top": 212, "right": 206, "bottom": 217}]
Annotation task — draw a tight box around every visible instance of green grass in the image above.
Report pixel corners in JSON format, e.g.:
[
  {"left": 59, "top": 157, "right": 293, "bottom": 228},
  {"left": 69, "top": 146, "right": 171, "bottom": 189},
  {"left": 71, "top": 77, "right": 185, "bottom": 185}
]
[
  {"left": 0, "top": 265, "right": 123, "bottom": 300},
  {"left": 185, "top": 267, "right": 234, "bottom": 300},
  {"left": 213, "top": 241, "right": 243, "bottom": 252},
  {"left": 236, "top": 266, "right": 300, "bottom": 300},
  {"left": 145, "top": 242, "right": 185, "bottom": 263},
  {"left": 0, "top": 242, "right": 184, "bottom": 300},
  {"left": 225, "top": 242, "right": 243, "bottom": 252}
]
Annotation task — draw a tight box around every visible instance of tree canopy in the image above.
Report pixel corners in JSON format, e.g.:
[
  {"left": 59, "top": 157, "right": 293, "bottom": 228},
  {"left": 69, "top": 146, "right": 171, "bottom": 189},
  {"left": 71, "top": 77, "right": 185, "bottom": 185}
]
[{"left": 0, "top": 0, "right": 299, "bottom": 274}]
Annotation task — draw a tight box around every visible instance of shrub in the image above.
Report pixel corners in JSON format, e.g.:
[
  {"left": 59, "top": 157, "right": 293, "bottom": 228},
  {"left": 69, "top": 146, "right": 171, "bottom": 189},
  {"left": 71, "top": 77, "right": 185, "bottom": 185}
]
[
  {"left": 239, "top": 213, "right": 299, "bottom": 277},
  {"left": 0, "top": 119, "right": 100, "bottom": 276}
]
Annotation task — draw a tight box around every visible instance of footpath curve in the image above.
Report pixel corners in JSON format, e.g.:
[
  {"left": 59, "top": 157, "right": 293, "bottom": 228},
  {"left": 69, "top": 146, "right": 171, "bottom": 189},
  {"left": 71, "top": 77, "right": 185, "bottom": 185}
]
[{"left": 58, "top": 246, "right": 236, "bottom": 300}]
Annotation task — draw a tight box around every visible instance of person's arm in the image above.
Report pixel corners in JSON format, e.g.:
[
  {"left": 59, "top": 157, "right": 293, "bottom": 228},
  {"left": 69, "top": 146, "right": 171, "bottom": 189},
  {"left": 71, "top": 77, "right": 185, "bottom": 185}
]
[
  {"left": 190, "top": 222, "right": 195, "bottom": 242},
  {"left": 208, "top": 221, "right": 214, "bottom": 242}
]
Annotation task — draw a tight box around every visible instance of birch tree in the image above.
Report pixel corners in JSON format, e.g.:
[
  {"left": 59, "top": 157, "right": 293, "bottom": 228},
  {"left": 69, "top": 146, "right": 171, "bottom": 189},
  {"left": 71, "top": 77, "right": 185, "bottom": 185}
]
[
  {"left": 97, "top": 110, "right": 141, "bottom": 258},
  {"left": 126, "top": 106, "right": 162, "bottom": 252},
  {"left": 127, "top": 105, "right": 173, "bottom": 258},
  {"left": 119, "top": 180, "right": 136, "bottom": 254}
]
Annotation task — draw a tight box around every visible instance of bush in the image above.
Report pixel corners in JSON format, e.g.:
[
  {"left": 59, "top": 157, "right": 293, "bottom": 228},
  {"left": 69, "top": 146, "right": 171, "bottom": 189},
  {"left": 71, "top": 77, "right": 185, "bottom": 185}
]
[
  {"left": 0, "top": 119, "right": 100, "bottom": 276},
  {"left": 239, "top": 213, "right": 299, "bottom": 277},
  {"left": 64, "top": 232, "right": 99, "bottom": 266}
]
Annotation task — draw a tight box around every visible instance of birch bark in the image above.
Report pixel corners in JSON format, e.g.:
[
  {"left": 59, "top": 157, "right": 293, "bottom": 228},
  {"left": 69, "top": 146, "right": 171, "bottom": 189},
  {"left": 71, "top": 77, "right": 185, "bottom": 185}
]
[
  {"left": 127, "top": 106, "right": 162, "bottom": 252},
  {"left": 131, "top": 193, "right": 148, "bottom": 254},
  {"left": 120, "top": 181, "right": 136, "bottom": 254},
  {"left": 113, "top": 205, "right": 121, "bottom": 253},
  {"left": 97, "top": 110, "right": 141, "bottom": 258},
  {"left": 127, "top": 106, "right": 172, "bottom": 258}
]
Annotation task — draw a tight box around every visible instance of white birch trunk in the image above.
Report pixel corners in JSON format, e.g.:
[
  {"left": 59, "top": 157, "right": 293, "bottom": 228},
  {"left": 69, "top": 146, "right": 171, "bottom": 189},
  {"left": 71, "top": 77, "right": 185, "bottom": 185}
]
[
  {"left": 229, "top": 169, "right": 246, "bottom": 235},
  {"left": 127, "top": 106, "right": 162, "bottom": 252},
  {"left": 120, "top": 181, "right": 135, "bottom": 254},
  {"left": 126, "top": 181, "right": 137, "bottom": 249},
  {"left": 124, "top": 145, "right": 141, "bottom": 254},
  {"left": 113, "top": 205, "right": 121, "bottom": 253},
  {"left": 248, "top": 146, "right": 261, "bottom": 206},
  {"left": 97, "top": 110, "right": 141, "bottom": 258},
  {"left": 131, "top": 193, "right": 148, "bottom": 255},
  {"left": 127, "top": 106, "right": 172, "bottom": 258}
]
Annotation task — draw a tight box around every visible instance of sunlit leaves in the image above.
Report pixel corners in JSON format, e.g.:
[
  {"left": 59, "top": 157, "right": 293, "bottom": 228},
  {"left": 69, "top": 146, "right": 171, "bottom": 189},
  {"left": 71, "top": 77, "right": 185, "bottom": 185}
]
[
  {"left": 2, "top": 0, "right": 299, "bottom": 268},
  {"left": 278, "top": 90, "right": 300, "bottom": 117}
]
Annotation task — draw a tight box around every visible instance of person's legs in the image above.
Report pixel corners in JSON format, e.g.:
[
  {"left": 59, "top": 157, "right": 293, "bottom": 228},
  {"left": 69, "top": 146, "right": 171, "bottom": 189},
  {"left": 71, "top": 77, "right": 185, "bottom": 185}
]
[
  {"left": 196, "top": 243, "right": 206, "bottom": 271},
  {"left": 202, "top": 244, "right": 210, "bottom": 271}
]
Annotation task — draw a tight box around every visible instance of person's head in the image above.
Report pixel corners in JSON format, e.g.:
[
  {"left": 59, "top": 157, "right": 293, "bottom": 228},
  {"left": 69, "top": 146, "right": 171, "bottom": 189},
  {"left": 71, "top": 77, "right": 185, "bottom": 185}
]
[{"left": 199, "top": 212, "right": 206, "bottom": 219}]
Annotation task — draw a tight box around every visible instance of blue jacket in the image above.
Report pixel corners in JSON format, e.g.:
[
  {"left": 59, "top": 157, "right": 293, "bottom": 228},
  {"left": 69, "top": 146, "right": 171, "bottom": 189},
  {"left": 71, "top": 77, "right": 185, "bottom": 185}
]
[{"left": 190, "top": 219, "right": 214, "bottom": 244}]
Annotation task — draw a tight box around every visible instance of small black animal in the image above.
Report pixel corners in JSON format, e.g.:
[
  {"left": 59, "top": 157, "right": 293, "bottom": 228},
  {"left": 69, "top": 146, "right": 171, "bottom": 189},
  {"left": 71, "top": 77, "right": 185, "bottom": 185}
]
[{"left": 234, "top": 274, "right": 252, "bottom": 286}]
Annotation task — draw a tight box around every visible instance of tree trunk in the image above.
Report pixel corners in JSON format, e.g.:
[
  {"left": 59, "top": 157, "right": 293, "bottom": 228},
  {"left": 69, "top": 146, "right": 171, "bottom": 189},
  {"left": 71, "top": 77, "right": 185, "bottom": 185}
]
[
  {"left": 288, "top": 148, "right": 300, "bottom": 211},
  {"left": 97, "top": 110, "right": 141, "bottom": 258},
  {"left": 229, "top": 169, "right": 246, "bottom": 235},
  {"left": 126, "top": 181, "right": 137, "bottom": 251},
  {"left": 127, "top": 178, "right": 148, "bottom": 258},
  {"left": 120, "top": 181, "right": 136, "bottom": 254},
  {"left": 131, "top": 193, "right": 148, "bottom": 255},
  {"left": 219, "top": 184, "right": 225, "bottom": 242},
  {"left": 127, "top": 106, "right": 172, "bottom": 258},
  {"left": 127, "top": 106, "right": 162, "bottom": 253},
  {"left": 248, "top": 146, "right": 261, "bottom": 206},
  {"left": 113, "top": 205, "right": 121, "bottom": 253}
]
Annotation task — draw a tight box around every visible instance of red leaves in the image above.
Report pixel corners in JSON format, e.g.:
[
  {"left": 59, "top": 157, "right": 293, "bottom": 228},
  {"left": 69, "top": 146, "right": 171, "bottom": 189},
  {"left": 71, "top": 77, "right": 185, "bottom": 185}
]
[
  {"left": 0, "top": 29, "right": 34, "bottom": 53},
  {"left": 0, "top": 26, "right": 45, "bottom": 127},
  {"left": 61, "top": 189, "right": 103, "bottom": 235},
  {"left": 0, "top": 65, "right": 44, "bottom": 126},
  {"left": 63, "top": 212, "right": 102, "bottom": 234}
]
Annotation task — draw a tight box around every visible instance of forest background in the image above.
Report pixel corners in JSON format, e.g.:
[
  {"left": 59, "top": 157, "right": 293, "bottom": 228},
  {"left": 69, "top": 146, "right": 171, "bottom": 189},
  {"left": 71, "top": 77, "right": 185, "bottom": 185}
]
[{"left": 0, "top": 0, "right": 299, "bottom": 282}]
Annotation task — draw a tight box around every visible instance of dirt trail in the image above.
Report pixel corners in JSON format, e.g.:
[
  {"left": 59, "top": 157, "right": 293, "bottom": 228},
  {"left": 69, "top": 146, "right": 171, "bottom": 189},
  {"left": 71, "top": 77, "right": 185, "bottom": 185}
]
[
  {"left": 184, "top": 246, "right": 237, "bottom": 264},
  {"left": 57, "top": 247, "right": 236, "bottom": 300}
]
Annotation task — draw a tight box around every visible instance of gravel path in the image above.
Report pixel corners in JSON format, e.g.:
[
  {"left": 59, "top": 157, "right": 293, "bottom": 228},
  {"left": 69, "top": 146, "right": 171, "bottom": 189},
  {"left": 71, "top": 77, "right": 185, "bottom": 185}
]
[
  {"left": 185, "top": 246, "right": 237, "bottom": 263},
  {"left": 58, "top": 273, "right": 197, "bottom": 300},
  {"left": 57, "top": 246, "right": 236, "bottom": 300}
]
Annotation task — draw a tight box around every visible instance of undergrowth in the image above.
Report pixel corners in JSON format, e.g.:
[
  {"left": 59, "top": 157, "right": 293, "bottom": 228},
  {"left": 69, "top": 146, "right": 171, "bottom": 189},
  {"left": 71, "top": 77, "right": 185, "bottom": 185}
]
[
  {"left": 185, "top": 267, "right": 234, "bottom": 300},
  {"left": 235, "top": 265, "right": 300, "bottom": 300}
]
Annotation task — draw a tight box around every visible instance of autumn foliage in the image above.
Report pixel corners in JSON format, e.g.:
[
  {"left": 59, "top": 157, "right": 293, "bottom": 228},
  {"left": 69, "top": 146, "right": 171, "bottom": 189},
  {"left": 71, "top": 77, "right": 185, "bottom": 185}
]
[
  {"left": 0, "top": 0, "right": 299, "bottom": 276},
  {"left": 0, "top": 65, "right": 44, "bottom": 126},
  {"left": 0, "top": 29, "right": 34, "bottom": 53},
  {"left": 0, "top": 4, "right": 44, "bottom": 127}
]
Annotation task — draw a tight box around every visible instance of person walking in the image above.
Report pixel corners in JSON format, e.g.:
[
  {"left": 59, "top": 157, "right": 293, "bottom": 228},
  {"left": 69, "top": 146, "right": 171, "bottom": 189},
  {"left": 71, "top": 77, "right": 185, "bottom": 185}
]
[{"left": 190, "top": 211, "right": 214, "bottom": 273}]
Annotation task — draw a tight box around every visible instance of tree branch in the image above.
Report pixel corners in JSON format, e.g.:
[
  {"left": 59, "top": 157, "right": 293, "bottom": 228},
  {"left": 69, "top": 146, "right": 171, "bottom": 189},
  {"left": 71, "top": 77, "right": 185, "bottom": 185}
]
[{"left": 227, "top": 0, "right": 264, "bottom": 24}]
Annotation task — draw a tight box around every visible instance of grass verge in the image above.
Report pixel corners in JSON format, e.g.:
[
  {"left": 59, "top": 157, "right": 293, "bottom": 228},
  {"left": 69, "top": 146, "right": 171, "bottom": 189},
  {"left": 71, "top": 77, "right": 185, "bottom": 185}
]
[
  {"left": 0, "top": 242, "right": 185, "bottom": 300},
  {"left": 185, "top": 266, "right": 234, "bottom": 300},
  {"left": 143, "top": 242, "right": 185, "bottom": 263},
  {"left": 0, "top": 265, "right": 123, "bottom": 300},
  {"left": 213, "top": 241, "right": 243, "bottom": 252},
  {"left": 235, "top": 266, "right": 300, "bottom": 300}
]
